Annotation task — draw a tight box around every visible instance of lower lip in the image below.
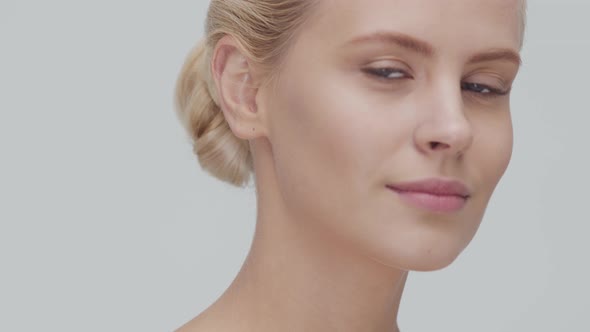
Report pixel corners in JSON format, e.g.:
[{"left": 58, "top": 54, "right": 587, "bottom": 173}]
[{"left": 387, "top": 187, "right": 468, "bottom": 213}]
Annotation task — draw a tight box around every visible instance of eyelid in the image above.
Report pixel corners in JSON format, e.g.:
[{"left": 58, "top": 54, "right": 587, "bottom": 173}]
[
  {"left": 461, "top": 82, "right": 511, "bottom": 99},
  {"left": 361, "top": 66, "right": 412, "bottom": 80},
  {"left": 465, "top": 72, "right": 510, "bottom": 91},
  {"left": 362, "top": 65, "right": 512, "bottom": 99}
]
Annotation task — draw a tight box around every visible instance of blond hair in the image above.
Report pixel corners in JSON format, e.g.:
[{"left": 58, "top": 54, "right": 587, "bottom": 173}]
[
  {"left": 174, "top": 0, "right": 316, "bottom": 187},
  {"left": 519, "top": 0, "right": 528, "bottom": 49},
  {"left": 174, "top": 0, "right": 527, "bottom": 187}
]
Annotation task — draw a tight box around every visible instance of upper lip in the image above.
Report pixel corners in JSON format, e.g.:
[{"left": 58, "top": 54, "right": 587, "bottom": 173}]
[{"left": 386, "top": 178, "right": 471, "bottom": 198}]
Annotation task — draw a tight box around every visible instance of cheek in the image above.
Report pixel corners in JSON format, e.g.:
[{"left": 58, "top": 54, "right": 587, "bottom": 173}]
[
  {"left": 266, "top": 70, "right": 385, "bottom": 227},
  {"left": 472, "top": 110, "right": 514, "bottom": 193}
]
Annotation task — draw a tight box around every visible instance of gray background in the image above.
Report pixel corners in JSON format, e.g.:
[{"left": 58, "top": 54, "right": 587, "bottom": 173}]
[{"left": 1, "top": 0, "right": 588, "bottom": 331}]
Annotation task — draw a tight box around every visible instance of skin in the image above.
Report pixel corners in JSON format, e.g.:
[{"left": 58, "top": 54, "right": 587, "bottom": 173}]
[{"left": 179, "top": 0, "right": 523, "bottom": 331}]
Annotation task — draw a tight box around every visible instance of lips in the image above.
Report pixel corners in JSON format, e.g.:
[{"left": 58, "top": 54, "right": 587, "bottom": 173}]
[
  {"left": 386, "top": 178, "right": 471, "bottom": 213},
  {"left": 386, "top": 178, "right": 471, "bottom": 198}
]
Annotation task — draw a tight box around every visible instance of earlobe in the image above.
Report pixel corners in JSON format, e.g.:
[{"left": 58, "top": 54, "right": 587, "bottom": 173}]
[{"left": 211, "top": 35, "right": 266, "bottom": 141}]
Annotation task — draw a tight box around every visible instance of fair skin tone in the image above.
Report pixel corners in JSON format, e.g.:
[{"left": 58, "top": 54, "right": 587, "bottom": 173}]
[{"left": 179, "top": 0, "right": 522, "bottom": 331}]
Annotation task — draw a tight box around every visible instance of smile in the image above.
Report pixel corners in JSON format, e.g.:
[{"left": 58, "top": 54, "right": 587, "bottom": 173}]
[{"left": 386, "top": 186, "right": 469, "bottom": 213}]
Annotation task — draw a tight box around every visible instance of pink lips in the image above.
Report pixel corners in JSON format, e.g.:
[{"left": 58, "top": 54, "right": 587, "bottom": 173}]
[{"left": 386, "top": 178, "right": 471, "bottom": 213}]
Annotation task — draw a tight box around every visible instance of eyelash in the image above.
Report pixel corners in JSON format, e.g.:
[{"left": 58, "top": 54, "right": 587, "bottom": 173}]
[{"left": 362, "top": 67, "right": 510, "bottom": 98}]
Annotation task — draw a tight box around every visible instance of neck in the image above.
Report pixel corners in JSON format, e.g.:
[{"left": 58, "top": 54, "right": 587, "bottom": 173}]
[
  {"left": 188, "top": 142, "right": 408, "bottom": 332},
  {"left": 211, "top": 184, "right": 406, "bottom": 330},
  {"left": 225, "top": 217, "right": 408, "bottom": 332}
]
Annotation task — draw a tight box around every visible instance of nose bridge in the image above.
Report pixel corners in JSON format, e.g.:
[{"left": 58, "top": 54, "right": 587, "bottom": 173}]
[
  {"left": 430, "top": 71, "right": 464, "bottom": 121},
  {"left": 415, "top": 71, "right": 473, "bottom": 156}
]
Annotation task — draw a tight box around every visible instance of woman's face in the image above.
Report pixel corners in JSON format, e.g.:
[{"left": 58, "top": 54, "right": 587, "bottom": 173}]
[{"left": 260, "top": 0, "right": 522, "bottom": 271}]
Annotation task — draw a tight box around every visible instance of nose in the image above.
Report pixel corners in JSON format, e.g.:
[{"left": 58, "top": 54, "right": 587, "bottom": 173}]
[{"left": 414, "top": 81, "right": 473, "bottom": 158}]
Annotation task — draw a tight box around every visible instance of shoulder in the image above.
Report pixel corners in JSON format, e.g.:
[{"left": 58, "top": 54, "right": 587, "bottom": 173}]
[{"left": 174, "top": 312, "right": 232, "bottom": 332}]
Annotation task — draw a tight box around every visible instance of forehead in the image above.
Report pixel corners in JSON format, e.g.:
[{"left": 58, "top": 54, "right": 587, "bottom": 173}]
[{"left": 301, "top": 0, "right": 522, "bottom": 55}]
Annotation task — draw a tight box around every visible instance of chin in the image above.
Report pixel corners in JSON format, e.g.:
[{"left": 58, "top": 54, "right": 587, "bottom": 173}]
[
  {"left": 368, "top": 240, "right": 467, "bottom": 272},
  {"left": 404, "top": 251, "right": 462, "bottom": 272}
]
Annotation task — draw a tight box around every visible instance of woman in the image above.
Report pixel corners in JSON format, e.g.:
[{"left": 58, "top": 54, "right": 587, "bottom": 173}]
[{"left": 174, "top": 0, "right": 527, "bottom": 331}]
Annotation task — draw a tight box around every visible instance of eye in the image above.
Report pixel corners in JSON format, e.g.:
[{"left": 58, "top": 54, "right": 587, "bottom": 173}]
[
  {"left": 461, "top": 82, "right": 510, "bottom": 98},
  {"left": 363, "top": 67, "right": 511, "bottom": 99},
  {"left": 362, "top": 67, "right": 412, "bottom": 80}
]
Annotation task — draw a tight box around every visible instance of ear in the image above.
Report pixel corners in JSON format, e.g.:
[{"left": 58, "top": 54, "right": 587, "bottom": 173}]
[{"left": 211, "top": 35, "right": 267, "bottom": 140}]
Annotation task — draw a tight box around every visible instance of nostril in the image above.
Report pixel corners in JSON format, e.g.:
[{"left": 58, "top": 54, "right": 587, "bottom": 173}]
[{"left": 430, "top": 141, "right": 443, "bottom": 149}]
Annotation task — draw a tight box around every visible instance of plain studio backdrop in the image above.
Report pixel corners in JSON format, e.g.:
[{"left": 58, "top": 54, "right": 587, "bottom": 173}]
[{"left": 1, "top": 0, "right": 588, "bottom": 331}]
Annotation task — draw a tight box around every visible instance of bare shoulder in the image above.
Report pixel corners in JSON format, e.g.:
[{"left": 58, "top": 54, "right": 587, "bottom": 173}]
[
  {"left": 173, "top": 318, "right": 199, "bottom": 332},
  {"left": 174, "top": 315, "right": 209, "bottom": 332},
  {"left": 174, "top": 311, "right": 232, "bottom": 332}
]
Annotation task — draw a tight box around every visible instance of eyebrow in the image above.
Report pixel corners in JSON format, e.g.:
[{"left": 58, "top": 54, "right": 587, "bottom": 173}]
[{"left": 345, "top": 31, "right": 522, "bottom": 67}]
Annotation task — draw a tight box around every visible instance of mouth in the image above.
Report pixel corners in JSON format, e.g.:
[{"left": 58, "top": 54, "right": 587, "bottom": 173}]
[{"left": 386, "top": 178, "right": 471, "bottom": 213}]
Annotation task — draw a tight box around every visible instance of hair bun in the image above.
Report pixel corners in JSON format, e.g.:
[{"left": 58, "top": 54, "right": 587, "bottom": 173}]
[{"left": 174, "top": 39, "right": 253, "bottom": 187}]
